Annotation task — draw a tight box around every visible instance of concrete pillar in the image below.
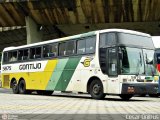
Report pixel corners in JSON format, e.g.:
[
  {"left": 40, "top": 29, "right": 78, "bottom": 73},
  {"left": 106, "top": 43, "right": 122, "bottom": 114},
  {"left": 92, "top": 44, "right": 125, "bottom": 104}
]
[{"left": 25, "top": 16, "right": 42, "bottom": 44}]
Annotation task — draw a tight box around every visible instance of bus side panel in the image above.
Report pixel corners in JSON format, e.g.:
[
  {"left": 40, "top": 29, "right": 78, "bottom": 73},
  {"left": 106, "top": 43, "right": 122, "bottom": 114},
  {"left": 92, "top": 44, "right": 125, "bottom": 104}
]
[
  {"left": 66, "top": 57, "right": 92, "bottom": 92},
  {"left": 66, "top": 56, "right": 108, "bottom": 93},
  {"left": 46, "top": 58, "right": 69, "bottom": 91},
  {"left": 29, "top": 59, "right": 58, "bottom": 90},
  {"left": 40, "top": 59, "right": 59, "bottom": 90},
  {"left": 26, "top": 59, "right": 58, "bottom": 90},
  {"left": 45, "top": 57, "right": 81, "bottom": 91},
  {"left": 60, "top": 57, "right": 81, "bottom": 91}
]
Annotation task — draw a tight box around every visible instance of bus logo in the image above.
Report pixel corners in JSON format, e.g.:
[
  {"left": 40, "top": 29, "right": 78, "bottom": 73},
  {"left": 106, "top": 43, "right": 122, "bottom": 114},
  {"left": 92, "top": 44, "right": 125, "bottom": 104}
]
[{"left": 81, "top": 59, "right": 91, "bottom": 67}]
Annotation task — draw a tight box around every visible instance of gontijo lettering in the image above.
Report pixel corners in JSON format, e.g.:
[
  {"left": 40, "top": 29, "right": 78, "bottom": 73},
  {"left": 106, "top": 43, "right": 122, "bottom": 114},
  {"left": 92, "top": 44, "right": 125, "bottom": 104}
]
[{"left": 19, "top": 63, "right": 41, "bottom": 70}]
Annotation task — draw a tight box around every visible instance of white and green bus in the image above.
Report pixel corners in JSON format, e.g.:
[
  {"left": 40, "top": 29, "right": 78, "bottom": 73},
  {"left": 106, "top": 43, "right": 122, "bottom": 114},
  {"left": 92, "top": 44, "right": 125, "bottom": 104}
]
[{"left": 1, "top": 29, "right": 158, "bottom": 100}]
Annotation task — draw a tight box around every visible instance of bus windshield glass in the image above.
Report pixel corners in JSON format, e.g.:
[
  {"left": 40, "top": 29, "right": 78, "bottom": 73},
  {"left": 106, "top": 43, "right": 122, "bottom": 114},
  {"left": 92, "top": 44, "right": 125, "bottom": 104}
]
[
  {"left": 120, "top": 47, "right": 144, "bottom": 75},
  {"left": 120, "top": 47, "right": 157, "bottom": 75},
  {"left": 143, "top": 49, "right": 158, "bottom": 76}
]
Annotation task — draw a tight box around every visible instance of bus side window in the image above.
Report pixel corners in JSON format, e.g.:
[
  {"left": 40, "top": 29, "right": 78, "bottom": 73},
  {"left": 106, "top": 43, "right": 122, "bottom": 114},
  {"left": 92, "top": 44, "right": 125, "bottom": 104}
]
[
  {"left": 35, "top": 47, "right": 41, "bottom": 59},
  {"left": 100, "top": 33, "right": 116, "bottom": 48},
  {"left": 18, "top": 50, "right": 23, "bottom": 61},
  {"left": 66, "top": 41, "right": 76, "bottom": 55},
  {"left": 8, "top": 51, "right": 18, "bottom": 62},
  {"left": 43, "top": 44, "right": 57, "bottom": 58},
  {"left": 30, "top": 48, "right": 35, "bottom": 59},
  {"left": 50, "top": 44, "right": 57, "bottom": 57},
  {"left": 3, "top": 52, "right": 8, "bottom": 63},
  {"left": 43, "top": 45, "right": 50, "bottom": 58},
  {"left": 59, "top": 42, "right": 66, "bottom": 56},
  {"left": 77, "top": 40, "right": 85, "bottom": 54},
  {"left": 23, "top": 49, "right": 29, "bottom": 60},
  {"left": 86, "top": 36, "right": 96, "bottom": 54}
]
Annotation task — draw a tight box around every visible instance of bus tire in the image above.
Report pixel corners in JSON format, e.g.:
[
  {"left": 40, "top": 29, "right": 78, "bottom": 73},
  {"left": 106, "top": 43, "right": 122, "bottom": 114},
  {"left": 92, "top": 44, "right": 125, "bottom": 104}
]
[
  {"left": 89, "top": 79, "right": 105, "bottom": 100},
  {"left": 18, "top": 80, "right": 27, "bottom": 94},
  {"left": 37, "top": 90, "right": 53, "bottom": 95},
  {"left": 120, "top": 94, "right": 133, "bottom": 101},
  {"left": 43, "top": 90, "right": 53, "bottom": 96},
  {"left": 37, "top": 90, "right": 44, "bottom": 95},
  {"left": 11, "top": 80, "right": 19, "bottom": 94}
]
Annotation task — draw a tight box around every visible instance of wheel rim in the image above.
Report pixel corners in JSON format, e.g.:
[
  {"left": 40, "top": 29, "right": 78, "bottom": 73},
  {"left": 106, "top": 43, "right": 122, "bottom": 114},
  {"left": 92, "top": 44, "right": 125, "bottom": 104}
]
[{"left": 92, "top": 84, "right": 101, "bottom": 95}]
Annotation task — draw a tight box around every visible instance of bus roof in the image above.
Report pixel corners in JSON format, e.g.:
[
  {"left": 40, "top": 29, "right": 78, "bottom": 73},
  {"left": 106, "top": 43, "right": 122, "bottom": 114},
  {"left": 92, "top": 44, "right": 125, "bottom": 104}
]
[
  {"left": 99, "top": 29, "right": 151, "bottom": 37},
  {"left": 3, "top": 29, "right": 151, "bottom": 52},
  {"left": 3, "top": 30, "right": 97, "bottom": 52}
]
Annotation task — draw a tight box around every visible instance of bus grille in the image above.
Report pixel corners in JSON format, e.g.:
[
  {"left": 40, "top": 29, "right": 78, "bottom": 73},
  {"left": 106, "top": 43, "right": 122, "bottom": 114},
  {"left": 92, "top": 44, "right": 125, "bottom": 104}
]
[{"left": 3, "top": 75, "right": 10, "bottom": 87}]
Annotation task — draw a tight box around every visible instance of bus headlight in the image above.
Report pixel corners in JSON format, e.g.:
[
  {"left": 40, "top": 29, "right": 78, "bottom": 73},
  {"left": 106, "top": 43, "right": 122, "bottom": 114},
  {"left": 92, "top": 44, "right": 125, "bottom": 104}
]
[{"left": 123, "top": 78, "right": 127, "bottom": 82}]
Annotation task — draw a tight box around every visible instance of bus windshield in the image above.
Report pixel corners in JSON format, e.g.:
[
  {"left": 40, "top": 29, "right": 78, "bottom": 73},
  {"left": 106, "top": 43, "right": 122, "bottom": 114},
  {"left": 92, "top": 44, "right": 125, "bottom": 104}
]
[
  {"left": 120, "top": 47, "right": 157, "bottom": 75},
  {"left": 120, "top": 47, "right": 144, "bottom": 75},
  {"left": 143, "top": 49, "right": 157, "bottom": 76}
]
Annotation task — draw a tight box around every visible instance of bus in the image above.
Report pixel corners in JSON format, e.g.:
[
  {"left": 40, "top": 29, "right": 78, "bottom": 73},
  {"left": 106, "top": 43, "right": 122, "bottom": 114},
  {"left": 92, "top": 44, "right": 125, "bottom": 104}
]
[
  {"left": 155, "top": 48, "right": 160, "bottom": 73},
  {"left": 1, "top": 29, "right": 158, "bottom": 100},
  {"left": 154, "top": 48, "right": 160, "bottom": 96}
]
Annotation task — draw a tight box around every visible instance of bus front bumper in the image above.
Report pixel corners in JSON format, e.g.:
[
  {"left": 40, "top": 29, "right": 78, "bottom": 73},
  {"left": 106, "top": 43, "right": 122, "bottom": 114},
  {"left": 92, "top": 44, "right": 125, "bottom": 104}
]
[{"left": 121, "top": 83, "right": 158, "bottom": 95}]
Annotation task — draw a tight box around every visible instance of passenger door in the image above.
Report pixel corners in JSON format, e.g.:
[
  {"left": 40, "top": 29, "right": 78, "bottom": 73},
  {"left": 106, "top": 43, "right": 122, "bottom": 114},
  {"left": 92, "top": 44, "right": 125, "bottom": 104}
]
[{"left": 107, "top": 47, "right": 120, "bottom": 94}]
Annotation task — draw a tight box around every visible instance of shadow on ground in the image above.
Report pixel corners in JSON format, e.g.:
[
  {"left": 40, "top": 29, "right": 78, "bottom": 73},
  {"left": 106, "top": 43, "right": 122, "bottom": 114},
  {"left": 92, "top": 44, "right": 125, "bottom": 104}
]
[{"left": 0, "top": 88, "right": 152, "bottom": 102}]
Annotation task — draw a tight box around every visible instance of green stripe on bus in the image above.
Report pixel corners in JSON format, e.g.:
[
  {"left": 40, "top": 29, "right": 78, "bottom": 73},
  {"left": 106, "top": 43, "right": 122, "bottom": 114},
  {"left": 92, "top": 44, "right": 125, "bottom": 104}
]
[
  {"left": 55, "top": 57, "right": 81, "bottom": 91},
  {"left": 46, "top": 58, "right": 69, "bottom": 90}
]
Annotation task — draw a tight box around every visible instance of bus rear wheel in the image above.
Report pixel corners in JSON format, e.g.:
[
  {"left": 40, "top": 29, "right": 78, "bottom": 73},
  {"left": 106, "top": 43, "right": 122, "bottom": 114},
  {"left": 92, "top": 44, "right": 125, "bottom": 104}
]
[
  {"left": 11, "top": 80, "right": 19, "bottom": 94},
  {"left": 119, "top": 94, "right": 133, "bottom": 101},
  {"left": 149, "top": 94, "right": 159, "bottom": 97},
  {"left": 89, "top": 79, "right": 105, "bottom": 100},
  {"left": 18, "top": 80, "right": 27, "bottom": 94},
  {"left": 43, "top": 91, "right": 53, "bottom": 95}
]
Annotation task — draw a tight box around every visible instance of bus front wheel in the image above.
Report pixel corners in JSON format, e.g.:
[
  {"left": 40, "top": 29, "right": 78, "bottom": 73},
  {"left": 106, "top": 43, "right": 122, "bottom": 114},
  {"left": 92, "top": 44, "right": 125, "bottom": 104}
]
[
  {"left": 89, "top": 79, "right": 105, "bottom": 100},
  {"left": 149, "top": 94, "right": 159, "bottom": 97},
  {"left": 119, "top": 94, "right": 133, "bottom": 101},
  {"left": 11, "top": 80, "right": 19, "bottom": 94}
]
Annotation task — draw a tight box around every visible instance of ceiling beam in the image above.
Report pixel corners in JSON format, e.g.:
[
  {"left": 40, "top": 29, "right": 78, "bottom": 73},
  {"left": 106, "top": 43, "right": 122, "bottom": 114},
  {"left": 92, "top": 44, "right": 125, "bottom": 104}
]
[
  {"left": 3, "top": 3, "right": 25, "bottom": 25},
  {"left": 0, "top": 4, "right": 16, "bottom": 26},
  {"left": 57, "top": 21, "right": 160, "bottom": 36}
]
